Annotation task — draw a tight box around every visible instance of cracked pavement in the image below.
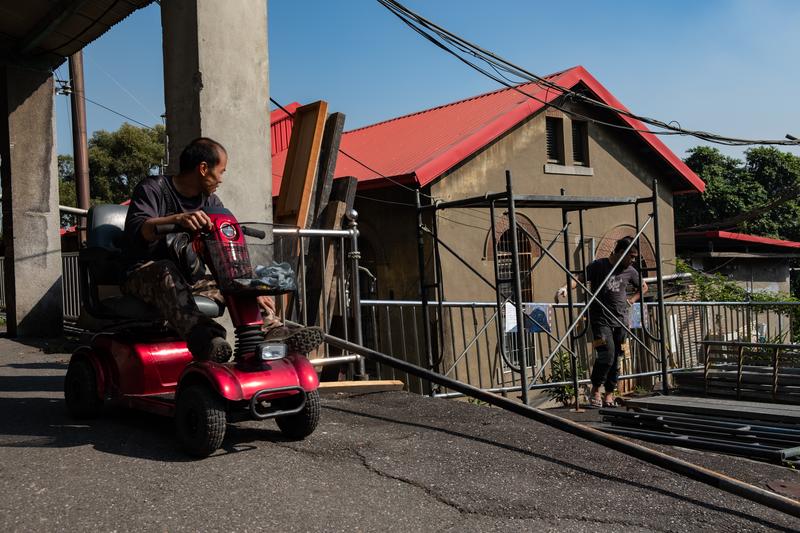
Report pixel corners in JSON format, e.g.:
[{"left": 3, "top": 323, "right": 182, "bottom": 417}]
[{"left": 1, "top": 338, "right": 798, "bottom": 532}]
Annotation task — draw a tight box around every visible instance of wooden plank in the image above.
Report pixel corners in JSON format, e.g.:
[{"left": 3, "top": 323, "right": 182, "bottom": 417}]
[
  {"left": 323, "top": 178, "right": 358, "bottom": 324},
  {"left": 318, "top": 380, "right": 405, "bottom": 395},
  {"left": 275, "top": 100, "right": 328, "bottom": 228},
  {"left": 303, "top": 177, "right": 358, "bottom": 327},
  {"left": 308, "top": 112, "right": 346, "bottom": 229}
]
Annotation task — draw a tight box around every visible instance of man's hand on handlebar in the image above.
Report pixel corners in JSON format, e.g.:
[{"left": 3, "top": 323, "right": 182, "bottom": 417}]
[
  {"left": 142, "top": 211, "right": 214, "bottom": 241},
  {"left": 175, "top": 211, "right": 213, "bottom": 232}
]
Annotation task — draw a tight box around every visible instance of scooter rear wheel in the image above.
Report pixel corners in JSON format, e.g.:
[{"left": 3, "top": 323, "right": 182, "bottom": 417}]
[
  {"left": 275, "top": 389, "right": 320, "bottom": 439},
  {"left": 64, "top": 358, "right": 103, "bottom": 419},
  {"left": 175, "top": 384, "right": 226, "bottom": 457}
]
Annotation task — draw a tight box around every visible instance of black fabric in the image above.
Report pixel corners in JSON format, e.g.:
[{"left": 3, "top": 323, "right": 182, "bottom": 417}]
[
  {"left": 590, "top": 325, "right": 626, "bottom": 389},
  {"left": 585, "top": 257, "right": 640, "bottom": 327},
  {"left": 122, "top": 175, "right": 223, "bottom": 270},
  {"left": 165, "top": 232, "right": 206, "bottom": 284}
]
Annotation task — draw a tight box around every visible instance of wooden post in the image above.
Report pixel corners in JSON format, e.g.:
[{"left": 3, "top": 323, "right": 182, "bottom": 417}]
[
  {"left": 308, "top": 112, "right": 346, "bottom": 229},
  {"left": 275, "top": 100, "right": 328, "bottom": 228}
]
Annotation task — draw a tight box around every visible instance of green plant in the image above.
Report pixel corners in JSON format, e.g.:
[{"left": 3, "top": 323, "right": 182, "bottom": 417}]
[
  {"left": 466, "top": 396, "right": 489, "bottom": 407},
  {"left": 676, "top": 258, "right": 800, "bottom": 340},
  {"left": 543, "top": 351, "right": 585, "bottom": 407}
]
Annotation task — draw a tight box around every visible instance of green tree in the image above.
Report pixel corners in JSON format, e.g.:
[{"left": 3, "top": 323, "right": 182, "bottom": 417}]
[
  {"left": 57, "top": 123, "right": 165, "bottom": 226},
  {"left": 675, "top": 146, "right": 800, "bottom": 241},
  {"left": 88, "top": 122, "right": 166, "bottom": 204}
]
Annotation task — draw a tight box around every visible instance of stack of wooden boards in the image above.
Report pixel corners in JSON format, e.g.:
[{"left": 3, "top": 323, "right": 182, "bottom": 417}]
[
  {"left": 273, "top": 101, "right": 357, "bottom": 331},
  {"left": 600, "top": 395, "right": 800, "bottom": 464}
]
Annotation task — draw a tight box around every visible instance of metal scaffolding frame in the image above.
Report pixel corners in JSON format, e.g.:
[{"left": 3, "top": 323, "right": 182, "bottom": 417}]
[{"left": 416, "top": 170, "right": 670, "bottom": 406}]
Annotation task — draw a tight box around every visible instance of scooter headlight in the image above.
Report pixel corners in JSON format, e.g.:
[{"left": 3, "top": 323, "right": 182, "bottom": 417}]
[{"left": 257, "top": 342, "right": 287, "bottom": 361}]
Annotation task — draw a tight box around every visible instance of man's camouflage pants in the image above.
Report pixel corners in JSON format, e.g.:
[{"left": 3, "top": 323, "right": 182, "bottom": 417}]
[
  {"left": 122, "top": 260, "right": 284, "bottom": 341},
  {"left": 122, "top": 260, "right": 226, "bottom": 340}
]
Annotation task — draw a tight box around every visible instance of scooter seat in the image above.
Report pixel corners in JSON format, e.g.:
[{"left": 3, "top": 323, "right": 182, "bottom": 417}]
[{"left": 97, "top": 295, "right": 223, "bottom": 320}]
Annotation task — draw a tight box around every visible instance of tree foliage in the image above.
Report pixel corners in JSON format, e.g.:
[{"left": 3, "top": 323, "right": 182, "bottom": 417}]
[
  {"left": 57, "top": 122, "right": 165, "bottom": 225},
  {"left": 676, "top": 258, "right": 800, "bottom": 339},
  {"left": 675, "top": 147, "right": 800, "bottom": 241}
]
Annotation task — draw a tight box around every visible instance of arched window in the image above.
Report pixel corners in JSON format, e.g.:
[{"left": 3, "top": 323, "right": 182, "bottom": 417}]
[
  {"left": 595, "top": 224, "right": 655, "bottom": 272},
  {"left": 486, "top": 214, "right": 541, "bottom": 303}
]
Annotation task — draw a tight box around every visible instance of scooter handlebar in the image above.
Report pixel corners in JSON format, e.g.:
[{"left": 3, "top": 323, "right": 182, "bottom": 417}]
[{"left": 241, "top": 225, "right": 266, "bottom": 239}]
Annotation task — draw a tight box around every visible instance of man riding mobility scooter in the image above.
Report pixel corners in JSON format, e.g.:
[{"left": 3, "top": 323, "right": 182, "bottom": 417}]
[{"left": 64, "top": 204, "right": 321, "bottom": 457}]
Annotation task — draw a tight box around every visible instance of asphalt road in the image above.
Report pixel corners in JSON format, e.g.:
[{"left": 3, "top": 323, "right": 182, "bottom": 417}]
[{"left": 1, "top": 338, "right": 798, "bottom": 532}]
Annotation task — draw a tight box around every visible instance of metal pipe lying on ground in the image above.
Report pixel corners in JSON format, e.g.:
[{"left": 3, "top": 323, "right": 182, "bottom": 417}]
[{"left": 321, "top": 331, "right": 800, "bottom": 520}]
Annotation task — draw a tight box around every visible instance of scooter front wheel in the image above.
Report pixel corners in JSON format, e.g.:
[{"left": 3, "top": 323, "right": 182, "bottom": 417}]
[
  {"left": 275, "top": 389, "right": 320, "bottom": 439},
  {"left": 175, "top": 384, "right": 226, "bottom": 457}
]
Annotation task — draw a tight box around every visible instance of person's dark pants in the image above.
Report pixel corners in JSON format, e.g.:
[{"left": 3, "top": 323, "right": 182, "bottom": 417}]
[{"left": 590, "top": 324, "right": 626, "bottom": 391}]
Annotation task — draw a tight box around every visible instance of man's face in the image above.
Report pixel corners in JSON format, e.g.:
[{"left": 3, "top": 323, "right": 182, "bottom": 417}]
[
  {"left": 198, "top": 150, "right": 227, "bottom": 195},
  {"left": 620, "top": 250, "right": 638, "bottom": 269}
]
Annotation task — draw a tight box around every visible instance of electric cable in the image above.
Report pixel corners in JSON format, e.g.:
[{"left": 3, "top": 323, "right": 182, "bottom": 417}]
[
  {"left": 56, "top": 73, "right": 156, "bottom": 131},
  {"left": 270, "top": 97, "right": 436, "bottom": 200},
  {"left": 377, "top": 0, "right": 800, "bottom": 147}
]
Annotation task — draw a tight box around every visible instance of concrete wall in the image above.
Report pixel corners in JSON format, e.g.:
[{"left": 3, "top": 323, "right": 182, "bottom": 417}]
[
  {"left": 161, "top": 0, "right": 271, "bottom": 224},
  {"left": 354, "top": 187, "right": 428, "bottom": 301},
  {"left": 428, "top": 105, "right": 676, "bottom": 304},
  {"left": 693, "top": 257, "right": 791, "bottom": 294},
  {"left": 0, "top": 66, "right": 63, "bottom": 337}
]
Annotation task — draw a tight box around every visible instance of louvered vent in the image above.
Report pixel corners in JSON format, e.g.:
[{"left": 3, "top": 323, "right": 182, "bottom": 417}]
[
  {"left": 572, "top": 120, "right": 588, "bottom": 166},
  {"left": 546, "top": 117, "right": 563, "bottom": 164}
]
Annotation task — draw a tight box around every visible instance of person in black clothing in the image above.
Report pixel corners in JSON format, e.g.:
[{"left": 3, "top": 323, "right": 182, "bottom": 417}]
[{"left": 555, "top": 237, "right": 648, "bottom": 407}]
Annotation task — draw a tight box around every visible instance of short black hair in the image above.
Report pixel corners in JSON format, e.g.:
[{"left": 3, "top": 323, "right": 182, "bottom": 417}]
[
  {"left": 614, "top": 237, "right": 638, "bottom": 254},
  {"left": 178, "top": 137, "right": 227, "bottom": 174}
]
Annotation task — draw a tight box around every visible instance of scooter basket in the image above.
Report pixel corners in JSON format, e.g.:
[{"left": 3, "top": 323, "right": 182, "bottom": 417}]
[{"left": 206, "top": 227, "right": 300, "bottom": 295}]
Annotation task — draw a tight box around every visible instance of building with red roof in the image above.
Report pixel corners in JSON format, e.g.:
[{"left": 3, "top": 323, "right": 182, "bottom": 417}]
[
  {"left": 272, "top": 66, "right": 703, "bottom": 304},
  {"left": 677, "top": 231, "right": 800, "bottom": 294}
]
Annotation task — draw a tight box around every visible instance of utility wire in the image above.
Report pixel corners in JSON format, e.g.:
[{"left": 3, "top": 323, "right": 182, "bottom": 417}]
[
  {"left": 270, "top": 96, "right": 436, "bottom": 199},
  {"left": 377, "top": 0, "right": 800, "bottom": 148},
  {"left": 56, "top": 76, "right": 156, "bottom": 130}
]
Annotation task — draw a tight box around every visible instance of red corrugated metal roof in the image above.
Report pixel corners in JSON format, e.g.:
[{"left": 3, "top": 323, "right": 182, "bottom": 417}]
[
  {"left": 271, "top": 65, "right": 704, "bottom": 196},
  {"left": 677, "top": 231, "right": 800, "bottom": 250}
]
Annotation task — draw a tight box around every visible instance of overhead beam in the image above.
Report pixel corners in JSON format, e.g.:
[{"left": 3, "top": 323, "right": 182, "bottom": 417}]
[{"left": 18, "top": 0, "right": 91, "bottom": 55}]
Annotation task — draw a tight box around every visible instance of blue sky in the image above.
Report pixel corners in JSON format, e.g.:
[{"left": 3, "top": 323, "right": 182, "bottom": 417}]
[{"left": 55, "top": 0, "right": 800, "bottom": 161}]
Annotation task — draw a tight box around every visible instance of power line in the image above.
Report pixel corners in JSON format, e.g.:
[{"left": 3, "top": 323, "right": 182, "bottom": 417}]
[
  {"left": 56, "top": 75, "right": 156, "bottom": 130},
  {"left": 269, "top": 97, "right": 436, "bottom": 200},
  {"left": 270, "top": 97, "right": 677, "bottom": 246},
  {"left": 88, "top": 56, "right": 162, "bottom": 122},
  {"left": 377, "top": 0, "right": 800, "bottom": 148}
]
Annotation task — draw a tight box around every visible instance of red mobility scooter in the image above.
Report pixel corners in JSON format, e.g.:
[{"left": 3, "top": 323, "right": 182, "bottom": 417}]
[{"left": 64, "top": 204, "right": 320, "bottom": 457}]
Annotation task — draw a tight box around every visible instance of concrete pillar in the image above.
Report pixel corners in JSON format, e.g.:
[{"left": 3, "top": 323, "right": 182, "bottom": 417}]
[
  {"left": 160, "top": 0, "right": 272, "bottom": 223},
  {"left": 161, "top": 1, "right": 271, "bottom": 340},
  {"left": 0, "top": 66, "right": 63, "bottom": 337}
]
